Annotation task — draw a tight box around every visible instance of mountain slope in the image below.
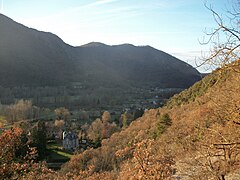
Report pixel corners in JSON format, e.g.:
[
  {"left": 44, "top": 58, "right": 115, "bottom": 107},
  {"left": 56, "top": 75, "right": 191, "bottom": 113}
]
[
  {"left": 0, "top": 14, "right": 76, "bottom": 86},
  {"left": 75, "top": 43, "right": 201, "bottom": 88},
  {"left": 60, "top": 62, "right": 240, "bottom": 179},
  {"left": 0, "top": 14, "right": 201, "bottom": 88}
]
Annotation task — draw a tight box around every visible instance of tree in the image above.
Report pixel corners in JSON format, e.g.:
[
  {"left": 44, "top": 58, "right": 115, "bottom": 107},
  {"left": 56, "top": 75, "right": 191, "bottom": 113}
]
[
  {"left": 133, "top": 108, "right": 144, "bottom": 120},
  {"left": 116, "top": 139, "right": 175, "bottom": 179},
  {"left": 199, "top": 0, "right": 240, "bottom": 71},
  {"left": 54, "top": 107, "right": 70, "bottom": 121},
  {"left": 0, "top": 127, "right": 23, "bottom": 164},
  {"left": 102, "top": 111, "right": 111, "bottom": 124},
  {"left": 161, "top": 113, "right": 172, "bottom": 126},
  {"left": 87, "top": 113, "right": 119, "bottom": 146},
  {"left": 78, "top": 110, "right": 89, "bottom": 121},
  {"left": 183, "top": 123, "right": 240, "bottom": 180},
  {"left": 120, "top": 111, "right": 133, "bottom": 128},
  {"left": 5, "top": 100, "right": 33, "bottom": 123},
  {"left": 30, "top": 121, "right": 47, "bottom": 160},
  {"left": 152, "top": 113, "right": 172, "bottom": 139},
  {"left": 87, "top": 118, "right": 103, "bottom": 144},
  {"left": 101, "top": 111, "right": 111, "bottom": 139},
  {"left": 54, "top": 119, "right": 65, "bottom": 129},
  {"left": 0, "top": 127, "right": 54, "bottom": 179}
]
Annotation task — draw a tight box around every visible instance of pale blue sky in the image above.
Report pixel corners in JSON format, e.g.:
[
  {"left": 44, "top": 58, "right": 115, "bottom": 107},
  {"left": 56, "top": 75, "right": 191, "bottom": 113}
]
[{"left": 0, "top": 0, "right": 231, "bottom": 72}]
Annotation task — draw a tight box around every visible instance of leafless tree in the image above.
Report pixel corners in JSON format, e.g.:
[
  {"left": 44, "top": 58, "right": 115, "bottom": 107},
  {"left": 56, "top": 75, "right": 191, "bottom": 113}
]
[{"left": 199, "top": 0, "right": 240, "bottom": 71}]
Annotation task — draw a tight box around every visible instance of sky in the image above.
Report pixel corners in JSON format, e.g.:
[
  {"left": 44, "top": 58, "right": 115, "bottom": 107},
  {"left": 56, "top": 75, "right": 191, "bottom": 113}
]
[{"left": 0, "top": 0, "right": 231, "bottom": 72}]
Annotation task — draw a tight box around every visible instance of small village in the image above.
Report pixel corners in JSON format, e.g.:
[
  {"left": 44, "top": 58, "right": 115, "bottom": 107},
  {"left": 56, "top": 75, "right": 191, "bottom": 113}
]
[{"left": 0, "top": 85, "right": 182, "bottom": 171}]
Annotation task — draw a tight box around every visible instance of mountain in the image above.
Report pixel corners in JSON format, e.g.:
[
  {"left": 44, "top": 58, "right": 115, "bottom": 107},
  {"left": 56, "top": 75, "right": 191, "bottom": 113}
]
[
  {"left": 0, "top": 13, "right": 201, "bottom": 88},
  {"left": 75, "top": 43, "right": 201, "bottom": 88}
]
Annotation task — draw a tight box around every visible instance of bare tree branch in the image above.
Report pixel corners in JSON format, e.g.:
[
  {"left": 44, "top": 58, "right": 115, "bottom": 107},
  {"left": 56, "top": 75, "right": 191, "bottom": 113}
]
[{"left": 198, "top": 1, "right": 240, "bottom": 71}]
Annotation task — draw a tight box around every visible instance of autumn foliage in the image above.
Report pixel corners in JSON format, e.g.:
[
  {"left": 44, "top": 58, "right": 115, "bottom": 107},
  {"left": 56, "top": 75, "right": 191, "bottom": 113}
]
[
  {"left": 0, "top": 127, "right": 55, "bottom": 179},
  {"left": 59, "top": 63, "right": 240, "bottom": 179}
]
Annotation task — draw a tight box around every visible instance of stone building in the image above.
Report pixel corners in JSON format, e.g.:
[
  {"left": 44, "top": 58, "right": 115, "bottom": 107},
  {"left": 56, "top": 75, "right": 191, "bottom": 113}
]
[{"left": 62, "top": 131, "right": 79, "bottom": 150}]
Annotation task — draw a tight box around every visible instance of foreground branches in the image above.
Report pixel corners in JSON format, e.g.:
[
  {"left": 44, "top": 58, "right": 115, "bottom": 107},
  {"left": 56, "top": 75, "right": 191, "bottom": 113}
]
[{"left": 199, "top": 1, "right": 240, "bottom": 71}]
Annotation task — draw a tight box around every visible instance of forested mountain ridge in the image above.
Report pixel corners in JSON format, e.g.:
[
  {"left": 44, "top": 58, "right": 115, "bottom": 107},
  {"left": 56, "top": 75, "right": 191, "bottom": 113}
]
[{"left": 0, "top": 13, "right": 201, "bottom": 88}]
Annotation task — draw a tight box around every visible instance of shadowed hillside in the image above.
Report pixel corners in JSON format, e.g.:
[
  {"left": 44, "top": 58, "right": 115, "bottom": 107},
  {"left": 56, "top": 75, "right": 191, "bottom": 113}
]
[
  {"left": 0, "top": 14, "right": 75, "bottom": 86},
  {"left": 0, "top": 14, "right": 201, "bottom": 88},
  {"left": 75, "top": 43, "right": 201, "bottom": 88}
]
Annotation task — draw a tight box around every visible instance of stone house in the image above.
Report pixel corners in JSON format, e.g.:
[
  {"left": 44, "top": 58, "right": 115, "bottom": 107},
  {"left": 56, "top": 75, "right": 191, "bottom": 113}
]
[{"left": 62, "top": 131, "right": 79, "bottom": 150}]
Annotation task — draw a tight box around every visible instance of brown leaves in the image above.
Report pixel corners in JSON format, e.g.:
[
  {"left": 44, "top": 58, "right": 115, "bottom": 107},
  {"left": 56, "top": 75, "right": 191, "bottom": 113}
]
[
  {"left": 0, "top": 127, "right": 22, "bottom": 163},
  {"left": 0, "top": 127, "right": 55, "bottom": 179},
  {"left": 117, "top": 139, "right": 175, "bottom": 180}
]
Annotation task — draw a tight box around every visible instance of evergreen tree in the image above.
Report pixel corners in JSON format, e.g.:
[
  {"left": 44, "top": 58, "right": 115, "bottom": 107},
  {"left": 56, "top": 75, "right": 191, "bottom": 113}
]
[{"left": 31, "top": 121, "right": 46, "bottom": 160}]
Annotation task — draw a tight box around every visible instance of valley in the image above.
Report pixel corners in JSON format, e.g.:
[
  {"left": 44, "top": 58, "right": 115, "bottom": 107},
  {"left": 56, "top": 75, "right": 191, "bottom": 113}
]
[
  {"left": 0, "top": 13, "right": 198, "bottom": 125},
  {"left": 0, "top": 84, "right": 182, "bottom": 116},
  {"left": 0, "top": 0, "right": 239, "bottom": 178}
]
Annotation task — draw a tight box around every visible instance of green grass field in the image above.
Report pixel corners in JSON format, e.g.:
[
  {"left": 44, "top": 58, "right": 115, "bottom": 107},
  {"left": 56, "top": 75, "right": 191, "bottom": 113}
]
[{"left": 46, "top": 142, "right": 73, "bottom": 162}]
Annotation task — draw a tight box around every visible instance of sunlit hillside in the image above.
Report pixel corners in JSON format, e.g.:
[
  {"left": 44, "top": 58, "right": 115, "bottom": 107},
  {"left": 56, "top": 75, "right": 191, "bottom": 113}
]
[{"left": 56, "top": 60, "right": 240, "bottom": 179}]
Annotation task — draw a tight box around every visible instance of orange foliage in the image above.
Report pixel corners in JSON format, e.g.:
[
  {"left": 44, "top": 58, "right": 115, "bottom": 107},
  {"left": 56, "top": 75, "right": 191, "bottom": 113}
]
[
  {"left": 0, "top": 127, "right": 55, "bottom": 179},
  {"left": 117, "top": 139, "right": 175, "bottom": 179},
  {"left": 0, "top": 127, "right": 23, "bottom": 163}
]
